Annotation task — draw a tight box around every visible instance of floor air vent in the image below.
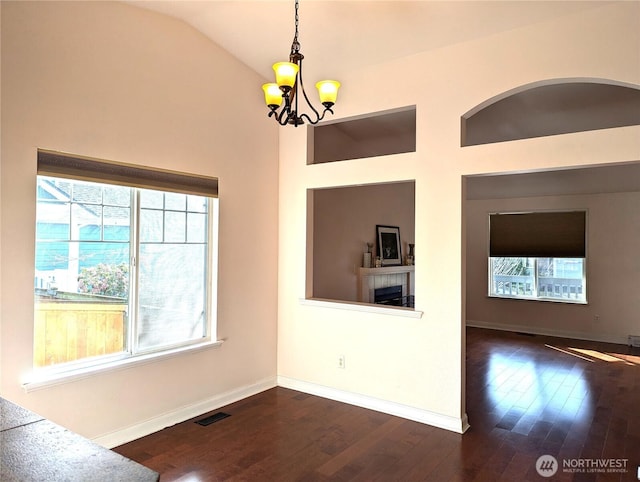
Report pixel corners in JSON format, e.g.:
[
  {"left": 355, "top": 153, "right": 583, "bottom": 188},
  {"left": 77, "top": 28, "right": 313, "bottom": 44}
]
[{"left": 195, "top": 412, "right": 231, "bottom": 426}]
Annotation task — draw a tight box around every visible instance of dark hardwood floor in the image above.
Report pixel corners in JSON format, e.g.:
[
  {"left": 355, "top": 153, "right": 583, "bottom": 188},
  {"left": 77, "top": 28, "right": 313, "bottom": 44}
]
[{"left": 114, "top": 327, "right": 640, "bottom": 481}]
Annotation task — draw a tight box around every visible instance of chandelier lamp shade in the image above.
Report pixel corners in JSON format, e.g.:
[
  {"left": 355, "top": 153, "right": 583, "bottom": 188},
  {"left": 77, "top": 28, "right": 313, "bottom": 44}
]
[{"left": 262, "top": 0, "right": 341, "bottom": 127}]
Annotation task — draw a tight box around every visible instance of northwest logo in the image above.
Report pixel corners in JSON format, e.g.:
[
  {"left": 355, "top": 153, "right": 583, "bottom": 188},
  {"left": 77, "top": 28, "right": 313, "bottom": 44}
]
[{"left": 536, "top": 455, "right": 559, "bottom": 477}]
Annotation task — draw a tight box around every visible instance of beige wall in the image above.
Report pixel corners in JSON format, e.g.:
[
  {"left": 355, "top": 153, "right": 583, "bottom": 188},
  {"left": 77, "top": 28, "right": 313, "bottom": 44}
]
[
  {"left": 1, "top": 1, "right": 278, "bottom": 444},
  {"left": 466, "top": 191, "right": 640, "bottom": 343},
  {"left": 312, "top": 181, "right": 415, "bottom": 302},
  {"left": 278, "top": 1, "right": 640, "bottom": 432},
  {"left": 2, "top": 0, "right": 639, "bottom": 445},
  {"left": 0, "top": 3, "right": 3, "bottom": 390}
]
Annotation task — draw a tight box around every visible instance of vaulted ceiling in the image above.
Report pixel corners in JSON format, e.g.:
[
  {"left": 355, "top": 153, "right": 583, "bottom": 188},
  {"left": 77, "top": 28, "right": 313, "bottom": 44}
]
[
  {"left": 127, "top": 1, "right": 610, "bottom": 82},
  {"left": 126, "top": 1, "right": 639, "bottom": 197}
]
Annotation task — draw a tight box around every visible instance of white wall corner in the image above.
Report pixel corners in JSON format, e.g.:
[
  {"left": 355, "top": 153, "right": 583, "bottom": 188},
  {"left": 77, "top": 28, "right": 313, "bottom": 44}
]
[
  {"left": 277, "top": 376, "right": 469, "bottom": 434},
  {"left": 92, "top": 377, "right": 277, "bottom": 449}
]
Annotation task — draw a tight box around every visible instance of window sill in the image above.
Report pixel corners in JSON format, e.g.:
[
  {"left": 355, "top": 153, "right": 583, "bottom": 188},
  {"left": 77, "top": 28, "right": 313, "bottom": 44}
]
[
  {"left": 22, "top": 339, "right": 224, "bottom": 392},
  {"left": 488, "top": 294, "right": 587, "bottom": 305},
  {"left": 300, "top": 298, "right": 423, "bottom": 318}
]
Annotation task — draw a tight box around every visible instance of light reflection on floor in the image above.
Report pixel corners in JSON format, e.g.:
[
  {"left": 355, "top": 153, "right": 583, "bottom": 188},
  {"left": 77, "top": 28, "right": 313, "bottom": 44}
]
[
  {"left": 172, "top": 474, "right": 205, "bottom": 482},
  {"left": 566, "top": 347, "right": 640, "bottom": 365},
  {"left": 486, "top": 349, "right": 592, "bottom": 426}
]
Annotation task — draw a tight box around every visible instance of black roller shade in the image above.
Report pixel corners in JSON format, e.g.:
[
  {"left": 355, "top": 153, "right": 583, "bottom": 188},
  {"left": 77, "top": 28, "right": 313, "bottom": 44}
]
[{"left": 490, "top": 211, "right": 586, "bottom": 258}]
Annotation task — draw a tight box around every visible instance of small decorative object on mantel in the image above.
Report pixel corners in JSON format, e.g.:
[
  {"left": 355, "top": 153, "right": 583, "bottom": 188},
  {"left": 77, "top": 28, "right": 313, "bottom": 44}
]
[
  {"left": 406, "top": 243, "right": 415, "bottom": 266},
  {"left": 363, "top": 242, "right": 373, "bottom": 268},
  {"left": 376, "top": 225, "right": 402, "bottom": 266}
]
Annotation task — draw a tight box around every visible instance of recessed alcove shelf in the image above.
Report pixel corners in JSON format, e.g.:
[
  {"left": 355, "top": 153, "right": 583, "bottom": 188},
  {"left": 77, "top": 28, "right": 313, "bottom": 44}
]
[
  {"left": 309, "top": 106, "right": 416, "bottom": 164},
  {"left": 461, "top": 79, "right": 640, "bottom": 146}
]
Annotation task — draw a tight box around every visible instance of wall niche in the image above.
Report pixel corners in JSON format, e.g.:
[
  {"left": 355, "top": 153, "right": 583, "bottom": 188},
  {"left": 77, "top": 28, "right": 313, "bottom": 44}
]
[
  {"left": 309, "top": 106, "right": 416, "bottom": 164},
  {"left": 461, "top": 79, "right": 640, "bottom": 146},
  {"left": 308, "top": 181, "right": 415, "bottom": 306}
]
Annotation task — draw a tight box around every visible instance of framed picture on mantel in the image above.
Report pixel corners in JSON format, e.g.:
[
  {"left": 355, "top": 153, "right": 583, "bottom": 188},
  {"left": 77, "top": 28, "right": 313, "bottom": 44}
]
[{"left": 376, "top": 225, "right": 402, "bottom": 266}]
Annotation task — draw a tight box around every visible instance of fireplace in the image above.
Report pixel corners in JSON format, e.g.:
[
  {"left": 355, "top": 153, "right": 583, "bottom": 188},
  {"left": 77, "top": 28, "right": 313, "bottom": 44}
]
[
  {"left": 357, "top": 265, "right": 415, "bottom": 307},
  {"left": 374, "top": 284, "right": 414, "bottom": 307},
  {"left": 374, "top": 285, "right": 403, "bottom": 305}
]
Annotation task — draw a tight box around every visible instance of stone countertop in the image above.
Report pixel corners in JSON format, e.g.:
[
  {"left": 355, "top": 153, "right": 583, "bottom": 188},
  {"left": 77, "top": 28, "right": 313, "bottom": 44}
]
[
  {"left": 0, "top": 397, "right": 159, "bottom": 482},
  {"left": 0, "top": 398, "right": 44, "bottom": 432}
]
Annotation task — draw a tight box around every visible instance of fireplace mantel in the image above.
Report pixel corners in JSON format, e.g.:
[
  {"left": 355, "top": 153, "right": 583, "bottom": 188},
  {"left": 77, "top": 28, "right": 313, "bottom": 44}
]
[{"left": 358, "top": 265, "right": 415, "bottom": 305}]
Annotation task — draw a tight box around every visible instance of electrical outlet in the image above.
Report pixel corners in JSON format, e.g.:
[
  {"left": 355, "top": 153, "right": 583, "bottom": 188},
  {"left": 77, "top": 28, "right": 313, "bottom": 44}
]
[{"left": 338, "top": 355, "right": 345, "bottom": 369}]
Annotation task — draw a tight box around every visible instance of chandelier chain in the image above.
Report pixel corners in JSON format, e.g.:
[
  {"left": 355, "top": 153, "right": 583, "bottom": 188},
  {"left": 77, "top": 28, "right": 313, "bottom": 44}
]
[{"left": 291, "top": 0, "right": 301, "bottom": 54}]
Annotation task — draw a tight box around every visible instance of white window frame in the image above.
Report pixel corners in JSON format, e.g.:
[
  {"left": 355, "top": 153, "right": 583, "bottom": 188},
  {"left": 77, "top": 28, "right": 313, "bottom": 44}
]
[{"left": 26, "top": 152, "right": 221, "bottom": 389}]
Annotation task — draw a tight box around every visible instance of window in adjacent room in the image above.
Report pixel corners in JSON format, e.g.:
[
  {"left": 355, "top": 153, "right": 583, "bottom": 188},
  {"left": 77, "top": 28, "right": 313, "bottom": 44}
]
[
  {"left": 488, "top": 211, "right": 586, "bottom": 303},
  {"left": 33, "top": 150, "right": 219, "bottom": 372}
]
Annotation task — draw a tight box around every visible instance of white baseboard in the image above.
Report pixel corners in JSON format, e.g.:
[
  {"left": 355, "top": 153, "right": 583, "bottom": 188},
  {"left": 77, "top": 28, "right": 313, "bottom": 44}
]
[
  {"left": 278, "top": 375, "right": 469, "bottom": 434},
  {"left": 466, "top": 319, "right": 629, "bottom": 345},
  {"left": 92, "top": 321, "right": 623, "bottom": 450},
  {"left": 93, "top": 376, "right": 277, "bottom": 448}
]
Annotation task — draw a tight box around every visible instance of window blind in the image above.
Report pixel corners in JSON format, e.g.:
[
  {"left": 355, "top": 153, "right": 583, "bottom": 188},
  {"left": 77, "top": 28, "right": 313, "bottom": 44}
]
[
  {"left": 37, "top": 149, "right": 218, "bottom": 198},
  {"left": 489, "top": 211, "right": 586, "bottom": 258}
]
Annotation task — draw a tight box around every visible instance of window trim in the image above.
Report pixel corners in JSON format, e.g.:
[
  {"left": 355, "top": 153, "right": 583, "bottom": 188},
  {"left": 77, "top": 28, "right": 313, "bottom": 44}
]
[{"left": 22, "top": 339, "right": 224, "bottom": 392}]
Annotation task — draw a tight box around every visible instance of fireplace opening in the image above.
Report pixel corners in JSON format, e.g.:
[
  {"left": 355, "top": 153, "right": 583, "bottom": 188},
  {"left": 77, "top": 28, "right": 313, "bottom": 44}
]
[{"left": 374, "top": 285, "right": 414, "bottom": 308}]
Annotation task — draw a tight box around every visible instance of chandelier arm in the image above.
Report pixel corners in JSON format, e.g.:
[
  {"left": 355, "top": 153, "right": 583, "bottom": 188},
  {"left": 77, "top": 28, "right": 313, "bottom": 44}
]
[
  {"left": 275, "top": 109, "right": 287, "bottom": 125},
  {"left": 271, "top": 105, "right": 293, "bottom": 126},
  {"left": 277, "top": 114, "right": 291, "bottom": 126},
  {"left": 298, "top": 106, "right": 333, "bottom": 126},
  {"left": 274, "top": 94, "right": 293, "bottom": 125},
  {"left": 293, "top": 79, "right": 300, "bottom": 124},
  {"left": 279, "top": 110, "right": 295, "bottom": 126},
  {"left": 298, "top": 112, "right": 320, "bottom": 125},
  {"left": 296, "top": 61, "right": 322, "bottom": 123}
]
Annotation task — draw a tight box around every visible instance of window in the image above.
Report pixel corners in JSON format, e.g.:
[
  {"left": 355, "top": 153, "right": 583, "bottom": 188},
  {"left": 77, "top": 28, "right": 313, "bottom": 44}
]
[
  {"left": 488, "top": 211, "right": 586, "bottom": 303},
  {"left": 34, "top": 151, "right": 219, "bottom": 372},
  {"left": 489, "top": 257, "right": 585, "bottom": 302}
]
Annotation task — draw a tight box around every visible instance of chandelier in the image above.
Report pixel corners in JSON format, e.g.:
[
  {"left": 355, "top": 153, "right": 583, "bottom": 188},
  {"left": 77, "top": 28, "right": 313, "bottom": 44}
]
[{"left": 261, "top": 0, "right": 340, "bottom": 127}]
